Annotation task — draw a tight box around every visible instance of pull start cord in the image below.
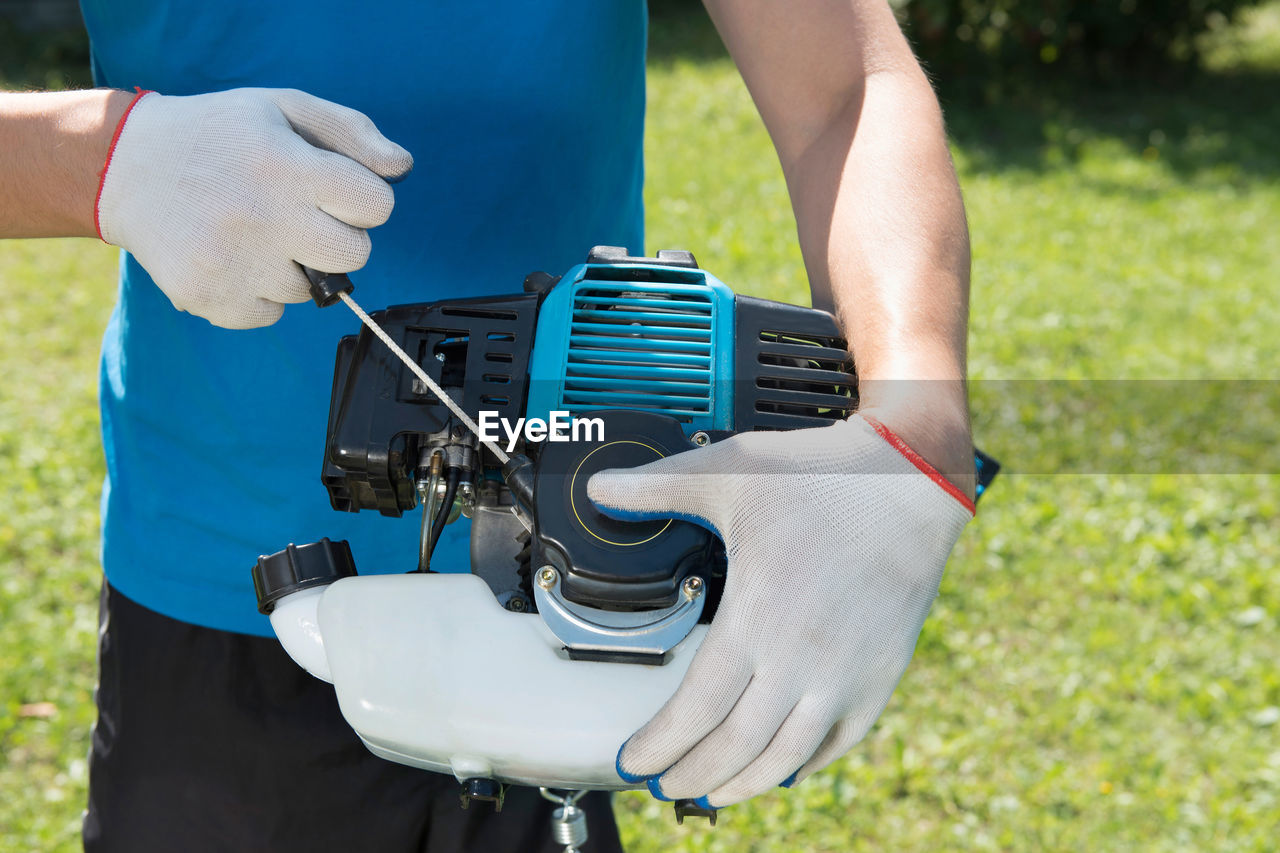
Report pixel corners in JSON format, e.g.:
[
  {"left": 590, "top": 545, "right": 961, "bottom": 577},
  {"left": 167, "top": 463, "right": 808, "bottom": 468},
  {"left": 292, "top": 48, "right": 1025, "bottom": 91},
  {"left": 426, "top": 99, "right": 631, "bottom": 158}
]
[
  {"left": 302, "top": 266, "right": 538, "bottom": 512},
  {"left": 334, "top": 290, "right": 511, "bottom": 465}
]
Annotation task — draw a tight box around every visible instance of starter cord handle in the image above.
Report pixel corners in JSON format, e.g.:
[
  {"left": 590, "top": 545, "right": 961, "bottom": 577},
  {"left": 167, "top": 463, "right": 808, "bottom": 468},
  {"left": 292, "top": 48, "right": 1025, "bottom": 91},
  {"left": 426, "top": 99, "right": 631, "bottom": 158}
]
[{"left": 301, "top": 264, "right": 354, "bottom": 308}]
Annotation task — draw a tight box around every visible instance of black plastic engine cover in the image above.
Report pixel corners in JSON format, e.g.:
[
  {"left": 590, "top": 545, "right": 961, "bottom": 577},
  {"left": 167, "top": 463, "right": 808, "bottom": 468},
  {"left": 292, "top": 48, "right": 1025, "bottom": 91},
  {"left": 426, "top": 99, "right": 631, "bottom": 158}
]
[
  {"left": 734, "top": 295, "right": 858, "bottom": 429},
  {"left": 531, "top": 410, "right": 718, "bottom": 610},
  {"left": 322, "top": 294, "right": 538, "bottom": 516}
]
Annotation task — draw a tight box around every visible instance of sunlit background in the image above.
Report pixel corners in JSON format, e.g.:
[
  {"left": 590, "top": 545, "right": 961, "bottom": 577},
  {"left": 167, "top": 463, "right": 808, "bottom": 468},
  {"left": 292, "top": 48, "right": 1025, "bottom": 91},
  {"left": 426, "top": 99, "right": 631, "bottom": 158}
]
[{"left": 2, "top": 1, "right": 1277, "bottom": 850}]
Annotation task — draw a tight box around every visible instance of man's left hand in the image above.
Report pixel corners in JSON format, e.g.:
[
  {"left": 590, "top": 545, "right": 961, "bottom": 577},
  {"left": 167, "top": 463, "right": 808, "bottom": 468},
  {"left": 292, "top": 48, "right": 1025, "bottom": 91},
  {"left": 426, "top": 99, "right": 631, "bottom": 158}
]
[{"left": 588, "top": 412, "right": 974, "bottom": 807}]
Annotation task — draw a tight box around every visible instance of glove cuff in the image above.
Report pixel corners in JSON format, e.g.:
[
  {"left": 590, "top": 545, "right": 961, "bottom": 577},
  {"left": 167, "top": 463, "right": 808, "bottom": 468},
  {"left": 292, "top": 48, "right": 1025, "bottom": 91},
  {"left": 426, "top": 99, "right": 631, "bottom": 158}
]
[
  {"left": 94, "top": 87, "right": 155, "bottom": 244},
  {"left": 858, "top": 414, "right": 976, "bottom": 515}
]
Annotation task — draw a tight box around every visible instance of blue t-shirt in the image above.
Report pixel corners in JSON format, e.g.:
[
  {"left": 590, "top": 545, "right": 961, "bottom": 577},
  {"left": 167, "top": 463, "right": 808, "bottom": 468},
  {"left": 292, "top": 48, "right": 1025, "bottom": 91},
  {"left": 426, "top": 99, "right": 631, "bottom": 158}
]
[{"left": 80, "top": 1, "right": 647, "bottom": 635}]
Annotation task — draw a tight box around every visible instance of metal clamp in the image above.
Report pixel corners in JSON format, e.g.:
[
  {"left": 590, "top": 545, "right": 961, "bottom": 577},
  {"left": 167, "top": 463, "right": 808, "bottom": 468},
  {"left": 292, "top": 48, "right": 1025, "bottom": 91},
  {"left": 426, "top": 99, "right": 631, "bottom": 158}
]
[{"left": 532, "top": 568, "right": 705, "bottom": 659}]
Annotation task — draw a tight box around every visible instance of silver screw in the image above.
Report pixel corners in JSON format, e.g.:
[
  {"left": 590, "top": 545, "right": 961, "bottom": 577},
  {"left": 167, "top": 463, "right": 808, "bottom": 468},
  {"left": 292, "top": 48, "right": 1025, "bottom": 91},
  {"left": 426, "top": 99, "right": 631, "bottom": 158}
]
[
  {"left": 691, "top": 431, "right": 710, "bottom": 447},
  {"left": 537, "top": 567, "right": 558, "bottom": 590},
  {"left": 682, "top": 576, "right": 704, "bottom": 598}
]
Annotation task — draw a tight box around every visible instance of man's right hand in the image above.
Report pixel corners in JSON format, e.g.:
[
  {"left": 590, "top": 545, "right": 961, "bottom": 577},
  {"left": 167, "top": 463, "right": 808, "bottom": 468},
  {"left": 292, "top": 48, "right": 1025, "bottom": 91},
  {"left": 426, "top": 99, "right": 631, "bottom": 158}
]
[{"left": 96, "top": 88, "right": 413, "bottom": 329}]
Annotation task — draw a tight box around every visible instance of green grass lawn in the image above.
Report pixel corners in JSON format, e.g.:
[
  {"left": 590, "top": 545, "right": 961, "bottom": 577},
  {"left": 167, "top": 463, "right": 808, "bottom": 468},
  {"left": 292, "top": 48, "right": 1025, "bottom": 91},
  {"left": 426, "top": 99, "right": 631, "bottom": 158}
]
[{"left": 3, "top": 5, "right": 1279, "bottom": 852}]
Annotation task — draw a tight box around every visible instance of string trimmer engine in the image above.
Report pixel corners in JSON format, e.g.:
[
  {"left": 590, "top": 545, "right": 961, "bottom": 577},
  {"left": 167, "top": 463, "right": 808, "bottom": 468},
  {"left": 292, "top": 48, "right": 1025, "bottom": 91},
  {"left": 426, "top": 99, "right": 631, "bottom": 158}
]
[{"left": 252, "top": 247, "right": 996, "bottom": 835}]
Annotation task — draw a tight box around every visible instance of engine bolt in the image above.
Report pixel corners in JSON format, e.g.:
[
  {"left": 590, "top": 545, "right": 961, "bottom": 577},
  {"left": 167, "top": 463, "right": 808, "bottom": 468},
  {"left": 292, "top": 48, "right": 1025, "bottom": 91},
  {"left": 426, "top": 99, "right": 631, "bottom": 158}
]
[
  {"left": 682, "top": 576, "right": 704, "bottom": 598},
  {"left": 691, "top": 431, "right": 710, "bottom": 447},
  {"left": 507, "top": 596, "right": 528, "bottom": 612},
  {"left": 537, "top": 567, "right": 558, "bottom": 589}
]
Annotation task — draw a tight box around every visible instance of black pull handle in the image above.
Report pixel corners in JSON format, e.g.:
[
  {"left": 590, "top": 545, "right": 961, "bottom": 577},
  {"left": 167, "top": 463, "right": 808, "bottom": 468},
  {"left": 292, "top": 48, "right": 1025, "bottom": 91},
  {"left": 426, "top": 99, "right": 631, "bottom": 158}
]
[{"left": 300, "top": 265, "right": 354, "bottom": 308}]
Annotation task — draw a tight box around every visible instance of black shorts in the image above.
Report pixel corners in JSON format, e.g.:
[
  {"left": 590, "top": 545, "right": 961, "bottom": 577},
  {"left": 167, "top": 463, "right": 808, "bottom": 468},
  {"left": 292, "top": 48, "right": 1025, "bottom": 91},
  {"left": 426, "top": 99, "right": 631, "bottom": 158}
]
[{"left": 83, "top": 582, "right": 624, "bottom": 853}]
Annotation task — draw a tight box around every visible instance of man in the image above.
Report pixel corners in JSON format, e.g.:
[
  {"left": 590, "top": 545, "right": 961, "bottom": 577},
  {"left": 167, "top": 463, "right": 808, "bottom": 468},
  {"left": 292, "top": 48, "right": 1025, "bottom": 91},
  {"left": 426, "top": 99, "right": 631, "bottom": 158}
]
[{"left": 0, "top": 1, "right": 977, "bottom": 850}]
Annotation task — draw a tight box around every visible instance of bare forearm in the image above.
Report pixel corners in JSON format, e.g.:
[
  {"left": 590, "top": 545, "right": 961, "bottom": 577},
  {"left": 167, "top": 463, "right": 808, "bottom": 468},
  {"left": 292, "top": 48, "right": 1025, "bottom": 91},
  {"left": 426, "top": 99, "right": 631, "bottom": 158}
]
[
  {"left": 704, "top": 0, "right": 974, "bottom": 492},
  {"left": 786, "top": 68, "right": 974, "bottom": 489},
  {"left": 789, "top": 68, "right": 968, "bottom": 384},
  {"left": 0, "top": 89, "right": 133, "bottom": 238}
]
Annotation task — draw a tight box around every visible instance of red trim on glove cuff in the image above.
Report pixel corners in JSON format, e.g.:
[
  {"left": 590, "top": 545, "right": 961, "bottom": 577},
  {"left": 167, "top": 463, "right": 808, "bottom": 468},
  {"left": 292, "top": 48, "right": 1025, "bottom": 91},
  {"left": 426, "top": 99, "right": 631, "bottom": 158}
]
[
  {"left": 860, "top": 415, "right": 976, "bottom": 515},
  {"left": 94, "top": 87, "right": 153, "bottom": 243}
]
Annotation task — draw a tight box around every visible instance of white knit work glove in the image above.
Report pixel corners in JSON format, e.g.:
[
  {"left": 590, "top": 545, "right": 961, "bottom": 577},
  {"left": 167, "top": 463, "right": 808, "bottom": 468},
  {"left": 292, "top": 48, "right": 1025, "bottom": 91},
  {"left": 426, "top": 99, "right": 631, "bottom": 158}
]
[
  {"left": 588, "top": 413, "right": 974, "bottom": 808},
  {"left": 96, "top": 88, "right": 413, "bottom": 329}
]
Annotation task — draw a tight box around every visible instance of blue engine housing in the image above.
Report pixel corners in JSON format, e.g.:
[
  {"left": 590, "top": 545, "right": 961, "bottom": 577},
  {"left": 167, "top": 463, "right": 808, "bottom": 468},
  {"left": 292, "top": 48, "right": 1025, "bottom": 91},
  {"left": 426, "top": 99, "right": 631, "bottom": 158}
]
[{"left": 525, "top": 257, "right": 738, "bottom": 432}]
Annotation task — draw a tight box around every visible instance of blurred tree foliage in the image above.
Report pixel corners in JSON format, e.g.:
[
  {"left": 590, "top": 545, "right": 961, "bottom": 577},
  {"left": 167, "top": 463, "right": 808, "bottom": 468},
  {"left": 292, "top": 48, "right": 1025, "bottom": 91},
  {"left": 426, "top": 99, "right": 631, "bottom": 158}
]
[
  {"left": 0, "top": 12, "right": 92, "bottom": 90},
  {"left": 651, "top": 0, "right": 1268, "bottom": 96},
  {"left": 894, "top": 1, "right": 1266, "bottom": 85},
  {"left": 3, "top": 1, "right": 1270, "bottom": 94}
]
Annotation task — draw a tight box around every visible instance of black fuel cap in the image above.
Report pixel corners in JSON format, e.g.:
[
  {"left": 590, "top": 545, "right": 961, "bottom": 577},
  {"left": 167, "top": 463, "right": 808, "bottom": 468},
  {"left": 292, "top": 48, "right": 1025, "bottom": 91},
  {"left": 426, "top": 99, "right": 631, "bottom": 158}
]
[{"left": 252, "top": 538, "right": 356, "bottom": 615}]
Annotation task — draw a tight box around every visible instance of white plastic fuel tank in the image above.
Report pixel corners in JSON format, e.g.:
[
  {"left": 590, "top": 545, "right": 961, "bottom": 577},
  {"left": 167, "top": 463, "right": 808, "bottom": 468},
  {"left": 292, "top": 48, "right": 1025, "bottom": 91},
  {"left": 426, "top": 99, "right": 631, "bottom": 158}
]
[{"left": 268, "top": 572, "right": 706, "bottom": 790}]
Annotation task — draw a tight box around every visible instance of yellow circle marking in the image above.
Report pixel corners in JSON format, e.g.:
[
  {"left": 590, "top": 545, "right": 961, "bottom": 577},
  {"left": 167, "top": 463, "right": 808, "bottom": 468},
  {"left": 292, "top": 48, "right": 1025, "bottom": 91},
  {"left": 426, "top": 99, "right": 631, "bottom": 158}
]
[{"left": 570, "top": 440, "right": 673, "bottom": 547}]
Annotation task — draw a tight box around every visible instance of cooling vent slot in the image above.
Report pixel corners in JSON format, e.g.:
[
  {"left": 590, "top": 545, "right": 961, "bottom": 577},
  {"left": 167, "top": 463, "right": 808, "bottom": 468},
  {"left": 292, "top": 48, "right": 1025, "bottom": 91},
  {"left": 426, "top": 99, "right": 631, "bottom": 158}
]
[
  {"left": 754, "top": 329, "right": 855, "bottom": 421},
  {"left": 560, "top": 281, "right": 717, "bottom": 423},
  {"left": 733, "top": 296, "right": 857, "bottom": 430}
]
